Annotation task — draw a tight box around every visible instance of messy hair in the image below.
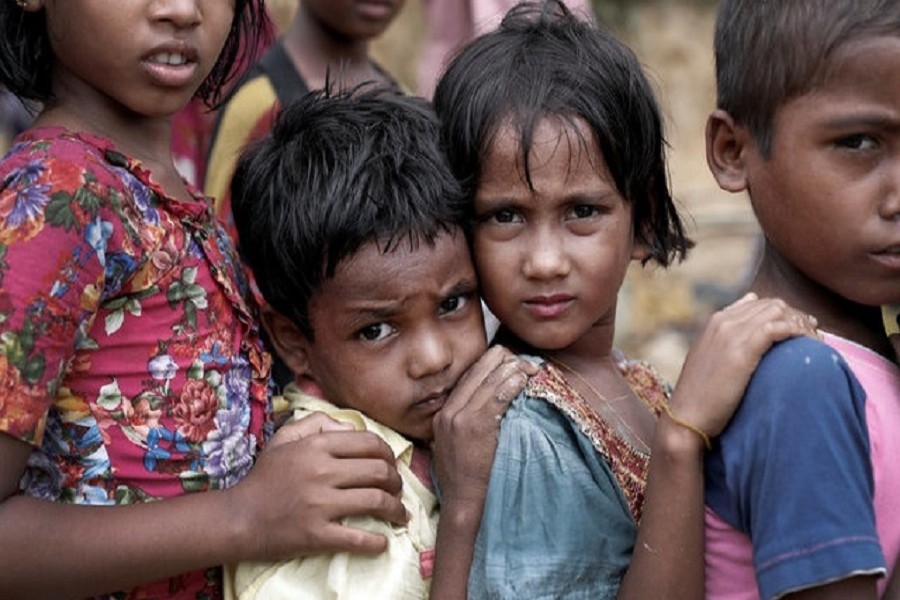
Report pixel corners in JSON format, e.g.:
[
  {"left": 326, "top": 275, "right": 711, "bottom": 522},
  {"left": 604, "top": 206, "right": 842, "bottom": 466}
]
[{"left": 231, "top": 87, "right": 467, "bottom": 340}]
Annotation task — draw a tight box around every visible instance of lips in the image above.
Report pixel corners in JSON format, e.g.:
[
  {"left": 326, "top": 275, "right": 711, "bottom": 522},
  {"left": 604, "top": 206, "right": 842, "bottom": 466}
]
[
  {"left": 356, "top": 0, "right": 399, "bottom": 20},
  {"left": 523, "top": 294, "right": 575, "bottom": 318},
  {"left": 141, "top": 43, "right": 199, "bottom": 87},
  {"left": 413, "top": 390, "right": 448, "bottom": 414}
]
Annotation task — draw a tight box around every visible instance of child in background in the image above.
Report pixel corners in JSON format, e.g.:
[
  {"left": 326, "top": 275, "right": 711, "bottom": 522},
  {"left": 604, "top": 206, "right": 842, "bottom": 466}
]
[
  {"left": 226, "top": 87, "right": 535, "bottom": 599},
  {"left": 0, "top": 2, "right": 408, "bottom": 598},
  {"left": 204, "top": 0, "right": 405, "bottom": 242},
  {"left": 431, "top": 2, "right": 821, "bottom": 598},
  {"left": 703, "top": 1, "right": 900, "bottom": 598}
]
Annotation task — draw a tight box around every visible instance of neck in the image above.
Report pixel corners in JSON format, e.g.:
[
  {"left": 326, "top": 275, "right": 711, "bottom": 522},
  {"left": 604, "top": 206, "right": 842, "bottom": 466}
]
[
  {"left": 285, "top": 10, "right": 375, "bottom": 90},
  {"left": 751, "top": 245, "right": 891, "bottom": 358}
]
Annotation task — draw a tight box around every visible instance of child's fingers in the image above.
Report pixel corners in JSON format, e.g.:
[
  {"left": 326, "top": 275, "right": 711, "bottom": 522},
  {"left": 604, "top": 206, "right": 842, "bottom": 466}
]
[
  {"left": 321, "top": 486, "right": 411, "bottom": 528},
  {"left": 314, "top": 522, "right": 391, "bottom": 556},
  {"left": 440, "top": 345, "right": 532, "bottom": 417},
  {"left": 269, "top": 413, "right": 354, "bottom": 449}
]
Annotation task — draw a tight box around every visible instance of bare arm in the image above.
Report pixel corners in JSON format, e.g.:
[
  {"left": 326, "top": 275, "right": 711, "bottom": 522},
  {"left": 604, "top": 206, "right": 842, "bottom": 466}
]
[
  {"left": 0, "top": 413, "right": 407, "bottom": 600},
  {"left": 429, "top": 346, "right": 537, "bottom": 600},
  {"left": 619, "top": 294, "right": 820, "bottom": 600}
]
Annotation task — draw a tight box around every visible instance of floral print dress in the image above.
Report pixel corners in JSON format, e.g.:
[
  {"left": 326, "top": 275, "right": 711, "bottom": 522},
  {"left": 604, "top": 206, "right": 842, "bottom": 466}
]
[{"left": 0, "top": 127, "right": 271, "bottom": 599}]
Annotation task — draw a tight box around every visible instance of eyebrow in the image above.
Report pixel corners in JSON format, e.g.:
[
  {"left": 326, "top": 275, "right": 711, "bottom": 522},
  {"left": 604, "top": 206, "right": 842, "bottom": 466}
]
[{"left": 821, "top": 112, "right": 900, "bottom": 132}]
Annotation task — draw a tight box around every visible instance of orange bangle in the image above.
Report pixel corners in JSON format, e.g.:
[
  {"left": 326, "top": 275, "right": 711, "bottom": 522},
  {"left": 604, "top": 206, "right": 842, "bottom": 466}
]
[{"left": 663, "top": 405, "right": 712, "bottom": 451}]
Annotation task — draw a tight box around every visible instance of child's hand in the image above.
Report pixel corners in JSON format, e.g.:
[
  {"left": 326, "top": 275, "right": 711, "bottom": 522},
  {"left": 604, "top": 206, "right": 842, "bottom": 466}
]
[
  {"left": 227, "top": 412, "right": 408, "bottom": 562},
  {"left": 669, "top": 293, "right": 819, "bottom": 445},
  {"left": 431, "top": 345, "right": 538, "bottom": 509}
]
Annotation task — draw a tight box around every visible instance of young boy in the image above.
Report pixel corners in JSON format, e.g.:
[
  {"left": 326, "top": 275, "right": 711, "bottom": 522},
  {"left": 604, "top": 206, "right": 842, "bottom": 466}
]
[
  {"left": 703, "top": 1, "right": 900, "bottom": 598},
  {"left": 223, "top": 88, "right": 531, "bottom": 599}
]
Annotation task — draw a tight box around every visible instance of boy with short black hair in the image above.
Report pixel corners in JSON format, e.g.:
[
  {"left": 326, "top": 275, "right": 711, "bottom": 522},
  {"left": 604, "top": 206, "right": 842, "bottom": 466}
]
[{"left": 704, "top": 1, "right": 900, "bottom": 598}]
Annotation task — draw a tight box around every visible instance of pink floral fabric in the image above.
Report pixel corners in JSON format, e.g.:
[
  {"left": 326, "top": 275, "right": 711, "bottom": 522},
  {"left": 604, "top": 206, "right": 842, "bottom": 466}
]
[{"left": 0, "top": 127, "right": 272, "bottom": 599}]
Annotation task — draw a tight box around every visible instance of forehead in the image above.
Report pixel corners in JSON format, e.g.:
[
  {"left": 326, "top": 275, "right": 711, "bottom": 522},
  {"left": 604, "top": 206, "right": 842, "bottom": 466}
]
[
  {"left": 484, "top": 115, "right": 608, "bottom": 180},
  {"left": 775, "top": 35, "right": 900, "bottom": 129},
  {"left": 319, "top": 230, "right": 474, "bottom": 303}
]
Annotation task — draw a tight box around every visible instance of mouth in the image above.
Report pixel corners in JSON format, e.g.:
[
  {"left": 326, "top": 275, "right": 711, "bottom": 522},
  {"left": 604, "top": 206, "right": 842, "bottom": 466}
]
[
  {"left": 146, "top": 52, "right": 192, "bottom": 67},
  {"left": 523, "top": 294, "right": 575, "bottom": 319},
  {"left": 356, "top": 0, "right": 399, "bottom": 20},
  {"left": 870, "top": 245, "right": 900, "bottom": 269},
  {"left": 141, "top": 44, "right": 199, "bottom": 87},
  {"left": 413, "top": 390, "right": 449, "bottom": 414}
]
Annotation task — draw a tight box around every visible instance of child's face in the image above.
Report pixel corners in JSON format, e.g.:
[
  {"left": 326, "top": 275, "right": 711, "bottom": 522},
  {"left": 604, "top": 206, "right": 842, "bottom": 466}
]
[
  {"left": 472, "top": 116, "right": 649, "bottom": 353},
  {"left": 303, "top": 0, "right": 405, "bottom": 41},
  {"left": 298, "top": 229, "right": 486, "bottom": 443},
  {"left": 43, "top": 0, "right": 233, "bottom": 119},
  {"left": 739, "top": 35, "right": 900, "bottom": 307}
]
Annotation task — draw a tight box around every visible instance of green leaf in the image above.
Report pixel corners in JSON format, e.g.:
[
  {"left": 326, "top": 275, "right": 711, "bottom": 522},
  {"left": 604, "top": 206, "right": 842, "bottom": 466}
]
[
  {"left": 184, "top": 301, "right": 197, "bottom": 329},
  {"left": 125, "top": 298, "right": 142, "bottom": 317},
  {"left": 182, "top": 266, "right": 198, "bottom": 285},
  {"left": 104, "top": 309, "right": 125, "bottom": 335},
  {"left": 75, "top": 185, "right": 102, "bottom": 216},
  {"left": 45, "top": 192, "right": 78, "bottom": 231},
  {"left": 22, "top": 355, "right": 45, "bottom": 384},
  {"left": 97, "top": 380, "right": 123, "bottom": 410}
]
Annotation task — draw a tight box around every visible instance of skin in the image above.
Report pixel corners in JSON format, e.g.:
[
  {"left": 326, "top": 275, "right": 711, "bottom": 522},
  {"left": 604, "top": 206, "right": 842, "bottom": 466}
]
[
  {"left": 706, "top": 35, "right": 900, "bottom": 599},
  {"left": 265, "top": 230, "right": 489, "bottom": 444},
  {"left": 0, "top": 2, "right": 410, "bottom": 597},
  {"left": 430, "top": 114, "right": 820, "bottom": 600},
  {"left": 283, "top": 0, "right": 405, "bottom": 91}
]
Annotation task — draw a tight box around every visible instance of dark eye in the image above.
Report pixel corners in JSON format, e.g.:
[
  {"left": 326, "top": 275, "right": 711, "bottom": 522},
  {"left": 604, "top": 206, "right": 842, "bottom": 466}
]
[
  {"left": 358, "top": 323, "right": 394, "bottom": 342},
  {"left": 836, "top": 134, "right": 878, "bottom": 151},
  {"left": 570, "top": 204, "right": 600, "bottom": 219},
  {"left": 439, "top": 293, "right": 470, "bottom": 315},
  {"left": 491, "top": 208, "right": 521, "bottom": 224}
]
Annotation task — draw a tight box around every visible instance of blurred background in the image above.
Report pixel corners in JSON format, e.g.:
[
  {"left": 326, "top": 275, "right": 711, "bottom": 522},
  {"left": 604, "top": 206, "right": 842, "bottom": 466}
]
[{"left": 0, "top": 0, "right": 759, "bottom": 382}]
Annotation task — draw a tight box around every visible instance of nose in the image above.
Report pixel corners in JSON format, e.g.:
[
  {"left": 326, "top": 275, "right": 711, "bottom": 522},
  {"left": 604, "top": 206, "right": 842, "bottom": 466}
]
[
  {"left": 882, "top": 160, "right": 900, "bottom": 221},
  {"left": 150, "top": 0, "right": 202, "bottom": 27},
  {"left": 407, "top": 325, "right": 453, "bottom": 380},
  {"left": 522, "top": 225, "right": 570, "bottom": 280}
]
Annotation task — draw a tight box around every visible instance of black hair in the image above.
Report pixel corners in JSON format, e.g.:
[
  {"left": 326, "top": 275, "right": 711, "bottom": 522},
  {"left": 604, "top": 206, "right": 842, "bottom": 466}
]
[
  {"left": 433, "top": 0, "right": 691, "bottom": 267},
  {"left": 715, "top": 0, "right": 900, "bottom": 155},
  {"left": 231, "top": 87, "right": 468, "bottom": 340},
  {"left": 0, "top": 0, "right": 269, "bottom": 108}
]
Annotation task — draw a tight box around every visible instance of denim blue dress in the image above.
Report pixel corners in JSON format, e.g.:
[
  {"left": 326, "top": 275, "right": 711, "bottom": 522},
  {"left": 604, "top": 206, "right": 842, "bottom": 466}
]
[{"left": 467, "top": 358, "right": 669, "bottom": 599}]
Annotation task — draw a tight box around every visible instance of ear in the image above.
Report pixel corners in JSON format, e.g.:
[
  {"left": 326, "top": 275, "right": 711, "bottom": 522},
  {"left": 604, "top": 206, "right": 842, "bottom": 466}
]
[
  {"left": 260, "top": 307, "right": 312, "bottom": 379},
  {"left": 20, "top": 0, "right": 44, "bottom": 12},
  {"left": 630, "top": 233, "right": 652, "bottom": 263},
  {"left": 706, "top": 109, "right": 750, "bottom": 193}
]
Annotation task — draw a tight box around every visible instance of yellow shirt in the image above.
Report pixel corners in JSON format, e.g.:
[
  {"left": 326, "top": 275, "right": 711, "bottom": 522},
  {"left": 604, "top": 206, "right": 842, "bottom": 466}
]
[{"left": 224, "top": 385, "right": 438, "bottom": 599}]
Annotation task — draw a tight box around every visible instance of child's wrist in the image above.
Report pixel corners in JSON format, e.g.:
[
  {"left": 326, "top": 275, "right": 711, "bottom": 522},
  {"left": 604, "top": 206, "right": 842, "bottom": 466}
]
[{"left": 654, "top": 411, "right": 708, "bottom": 458}]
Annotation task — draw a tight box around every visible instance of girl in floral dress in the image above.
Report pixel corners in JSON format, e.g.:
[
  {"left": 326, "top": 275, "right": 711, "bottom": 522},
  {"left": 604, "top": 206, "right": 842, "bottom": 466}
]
[{"left": 0, "top": 1, "right": 409, "bottom": 598}]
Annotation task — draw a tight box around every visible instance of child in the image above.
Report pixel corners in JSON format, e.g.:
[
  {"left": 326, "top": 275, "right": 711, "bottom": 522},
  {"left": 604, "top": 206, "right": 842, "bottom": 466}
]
[
  {"left": 225, "top": 87, "right": 534, "bottom": 599},
  {"left": 431, "top": 1, "right": 821, "bottom": 598},
  {"left": 0, "top": 2, "right": 410, "bottom": 598},
  {"left": 702, "top": 1, "right": 900, "bottom": 598},
  {"left": 204, "top": 0, "right": 405, "bottom": 242}
]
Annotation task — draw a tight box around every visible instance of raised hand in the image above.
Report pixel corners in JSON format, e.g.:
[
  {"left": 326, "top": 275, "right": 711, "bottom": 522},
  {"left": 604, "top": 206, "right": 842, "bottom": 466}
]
[{"left": 669, "top": 292, "right": 820, "bottom": 444}]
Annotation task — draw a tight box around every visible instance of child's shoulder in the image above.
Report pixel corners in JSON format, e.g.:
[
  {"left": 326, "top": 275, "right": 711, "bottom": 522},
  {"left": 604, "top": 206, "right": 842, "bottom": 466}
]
[
  {"left": 752, "top": 334, "right": 856, "bottom": 385},
  {"left": 2, "top": 126, "right": 131, "bottom": 189}
]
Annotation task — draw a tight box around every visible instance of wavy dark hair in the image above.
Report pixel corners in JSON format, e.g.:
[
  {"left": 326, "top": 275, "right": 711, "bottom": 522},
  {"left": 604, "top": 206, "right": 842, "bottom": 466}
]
[
  {"left": 433, "top": 0, "right": 692, "bottom": 267},
  {"left": 0, "top": 0, "right": 270, "bottom": 108}
]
